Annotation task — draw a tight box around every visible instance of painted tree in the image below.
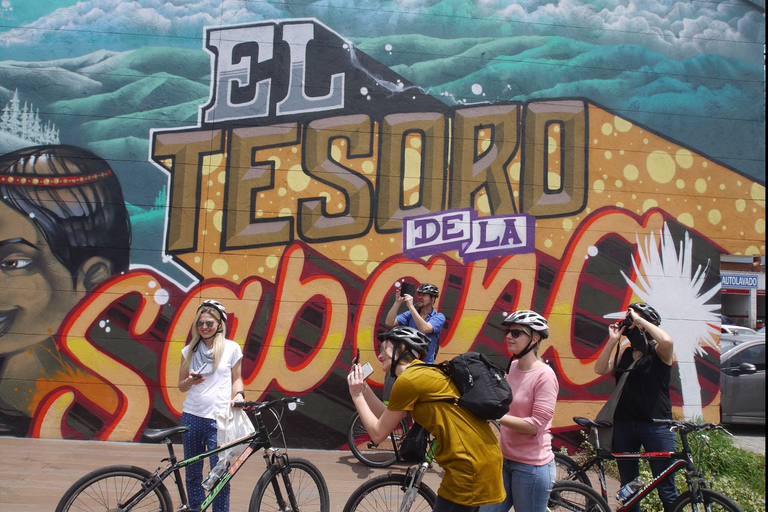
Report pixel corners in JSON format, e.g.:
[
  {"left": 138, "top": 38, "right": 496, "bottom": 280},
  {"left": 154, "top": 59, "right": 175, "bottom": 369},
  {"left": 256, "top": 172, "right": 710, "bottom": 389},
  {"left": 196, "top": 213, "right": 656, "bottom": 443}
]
[{"left": 621, "top": 222, "right": 721, "bottom": 420}]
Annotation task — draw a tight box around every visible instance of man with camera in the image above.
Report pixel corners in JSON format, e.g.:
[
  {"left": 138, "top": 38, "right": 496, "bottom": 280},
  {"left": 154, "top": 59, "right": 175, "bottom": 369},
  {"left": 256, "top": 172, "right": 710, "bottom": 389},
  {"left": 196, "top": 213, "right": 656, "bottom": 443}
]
[
  {"left": 594, "top": 302, "right": 677, "bottom": 512},
  {"left": 385, "top": 283, "right": 445, "bottom": 364}
]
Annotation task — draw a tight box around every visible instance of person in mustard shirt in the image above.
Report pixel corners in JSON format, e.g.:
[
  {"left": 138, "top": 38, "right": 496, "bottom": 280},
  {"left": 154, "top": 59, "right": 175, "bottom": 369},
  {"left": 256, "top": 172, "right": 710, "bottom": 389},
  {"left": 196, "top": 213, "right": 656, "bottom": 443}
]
[{"left": 347, "top": 326, "right": 504, "bottom": 512}]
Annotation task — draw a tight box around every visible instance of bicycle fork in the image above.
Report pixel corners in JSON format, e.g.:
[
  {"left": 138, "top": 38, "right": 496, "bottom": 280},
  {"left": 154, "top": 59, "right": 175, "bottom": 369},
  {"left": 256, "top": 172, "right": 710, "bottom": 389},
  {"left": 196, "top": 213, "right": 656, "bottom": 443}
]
[
  {"left": 399, "top": 463, "right": 429, "bottom": 512},
  {"left": 267, "top": 450, "right": 301, "bottom": 512}
]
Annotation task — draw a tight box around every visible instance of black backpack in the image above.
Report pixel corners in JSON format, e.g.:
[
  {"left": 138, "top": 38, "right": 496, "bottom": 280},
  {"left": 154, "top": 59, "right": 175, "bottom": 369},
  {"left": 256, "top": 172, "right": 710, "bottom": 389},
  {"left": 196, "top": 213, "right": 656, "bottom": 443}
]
[{"left": 424, "top": 352, "right": 513, "bottom": 420}]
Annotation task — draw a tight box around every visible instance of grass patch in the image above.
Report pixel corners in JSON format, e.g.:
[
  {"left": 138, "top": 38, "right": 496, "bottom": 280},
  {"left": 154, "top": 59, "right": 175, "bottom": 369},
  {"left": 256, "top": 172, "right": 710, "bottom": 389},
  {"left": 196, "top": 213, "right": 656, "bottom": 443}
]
[{"left": 641, "top": 427, "right": 764, "bottom": 511}]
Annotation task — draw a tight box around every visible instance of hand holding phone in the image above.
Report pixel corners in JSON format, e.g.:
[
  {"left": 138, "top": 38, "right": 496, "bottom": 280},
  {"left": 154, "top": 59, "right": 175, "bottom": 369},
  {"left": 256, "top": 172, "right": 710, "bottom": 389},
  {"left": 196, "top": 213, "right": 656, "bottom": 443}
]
[
  {"left": 189, "top": 372, "right": 204, "bottom": 380},
  {"left": 400, "top": 282, "right": 415, "bottom": 297},
  {"left": 361, "top": 362, "right": 374, "bottom": 379},
  {"left": 352, "top": 348, "right": 360, "bottom": 365}
]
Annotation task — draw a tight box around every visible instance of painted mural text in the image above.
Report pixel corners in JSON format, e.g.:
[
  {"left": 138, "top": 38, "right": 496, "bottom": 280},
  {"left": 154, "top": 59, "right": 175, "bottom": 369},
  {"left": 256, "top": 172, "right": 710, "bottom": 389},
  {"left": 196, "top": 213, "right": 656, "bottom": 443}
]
[
  {"left": 47, "top": 209, "right": 649, "bottom": 438},
  {"left": 153, "top": 101, "right": 588, "bottom": 253},
  {"left": 202, "top": 21, "right": 345, "bottom": 123},
  {"left": 403, "top": 210, "right": 535, "bottom": 262}
]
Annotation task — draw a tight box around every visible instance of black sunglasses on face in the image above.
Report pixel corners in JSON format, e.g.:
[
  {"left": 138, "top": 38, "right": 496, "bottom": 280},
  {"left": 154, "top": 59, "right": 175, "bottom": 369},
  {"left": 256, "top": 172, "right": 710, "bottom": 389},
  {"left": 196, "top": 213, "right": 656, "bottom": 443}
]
[
  {"left": 504, "top": 327, "right": 531, "bottom": 338},
  {"left": 196, "top": 320, "right": 216, "bottom": 328}
]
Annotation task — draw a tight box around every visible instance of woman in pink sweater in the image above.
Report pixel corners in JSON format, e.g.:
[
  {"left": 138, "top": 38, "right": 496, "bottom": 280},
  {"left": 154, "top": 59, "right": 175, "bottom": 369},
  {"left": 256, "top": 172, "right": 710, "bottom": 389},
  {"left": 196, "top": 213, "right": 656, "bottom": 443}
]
[{"left": 482, "top": 310, "right": 559, "bottom": 512}]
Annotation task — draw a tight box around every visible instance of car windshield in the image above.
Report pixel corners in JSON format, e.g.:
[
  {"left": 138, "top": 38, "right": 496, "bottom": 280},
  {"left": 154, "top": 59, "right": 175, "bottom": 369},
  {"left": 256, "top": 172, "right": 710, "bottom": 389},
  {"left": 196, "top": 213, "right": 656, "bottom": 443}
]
[{"left": 722, "top": 325, "right": 758, "bottom": 335}]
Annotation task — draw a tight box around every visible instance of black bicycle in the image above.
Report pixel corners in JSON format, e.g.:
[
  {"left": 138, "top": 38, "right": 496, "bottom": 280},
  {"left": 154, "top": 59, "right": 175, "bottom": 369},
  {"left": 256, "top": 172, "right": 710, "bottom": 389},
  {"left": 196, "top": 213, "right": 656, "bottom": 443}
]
[
  {"left": 555, "top": 416, "right": 743, "bottom": 512},
  {"left": 55, "top": 397, "right": 330, "bottom": 512},
  {"left": 347, "top": 409, "right": 412, "bottom": 467},
  {"left": 344, "top": 430, "right": 610, "bottom": 512}
]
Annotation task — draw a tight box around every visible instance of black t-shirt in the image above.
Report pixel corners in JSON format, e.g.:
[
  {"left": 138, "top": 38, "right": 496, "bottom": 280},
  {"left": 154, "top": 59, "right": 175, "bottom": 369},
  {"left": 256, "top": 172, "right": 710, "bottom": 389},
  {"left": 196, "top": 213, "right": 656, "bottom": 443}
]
[{"left": 613, "top": 344, "right": 672, "bottom": 422}]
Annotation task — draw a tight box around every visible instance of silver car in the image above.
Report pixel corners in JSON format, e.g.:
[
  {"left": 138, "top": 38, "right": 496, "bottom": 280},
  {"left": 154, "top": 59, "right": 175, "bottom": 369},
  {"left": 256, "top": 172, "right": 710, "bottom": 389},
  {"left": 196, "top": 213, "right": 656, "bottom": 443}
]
[{"left": 720, "top": 339, "right": 765, "bottom": 425}]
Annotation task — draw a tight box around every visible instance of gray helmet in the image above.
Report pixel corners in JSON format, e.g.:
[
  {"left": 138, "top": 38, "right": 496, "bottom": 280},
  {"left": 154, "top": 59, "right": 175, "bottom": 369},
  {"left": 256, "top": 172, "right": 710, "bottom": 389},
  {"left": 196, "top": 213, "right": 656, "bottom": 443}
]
[
  {"left": 198, "top": 299, "right": 227, "bottom": 323},
  {"left": 628, "top": 303, "right": 661, "bottom": 326},
  {"left": 416, "top": 283, "right": 439, "bottom": 297},
  {"left": 377, "top": 326, "right": 430, "bottom": 359},
  {"left": 502, "top": 310, "right": 549, "bottom": 340}
]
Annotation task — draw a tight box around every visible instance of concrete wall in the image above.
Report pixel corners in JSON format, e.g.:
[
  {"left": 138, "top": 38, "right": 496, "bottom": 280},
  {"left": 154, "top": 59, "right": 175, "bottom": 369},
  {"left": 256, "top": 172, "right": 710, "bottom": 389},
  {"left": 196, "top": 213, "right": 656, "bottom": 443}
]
[{"left": 0, "top": 3, "right": 764, "bottom": 446}]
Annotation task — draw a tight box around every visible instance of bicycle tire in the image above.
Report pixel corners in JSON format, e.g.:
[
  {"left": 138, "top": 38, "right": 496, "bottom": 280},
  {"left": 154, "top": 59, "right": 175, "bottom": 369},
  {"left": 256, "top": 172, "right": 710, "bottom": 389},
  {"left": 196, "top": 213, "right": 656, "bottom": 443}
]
[
  {"left": 554, "top": 452, "right": 591, "bottom": 486},
  {"left": 347, "top": 411, "right": 410, "bottom": 468},
  {"left": 548, "top": 480, "right": 611, "bottom": 512},
  {"left": 248, "top": 457, "right": 330, "bottom": 512},
  {"left": 670, "top": 488, "right": 744, "bottom": 512},
  {"left": 343, "top": 473, "right": 437, "bottom": 512},
  {"left": 55, "top": 465, "right": 173, "bottom": 512}
]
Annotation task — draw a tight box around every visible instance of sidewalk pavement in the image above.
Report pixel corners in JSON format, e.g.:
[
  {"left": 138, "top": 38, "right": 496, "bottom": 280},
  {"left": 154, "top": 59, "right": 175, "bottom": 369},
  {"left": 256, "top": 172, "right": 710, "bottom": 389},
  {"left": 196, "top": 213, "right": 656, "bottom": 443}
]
[
  {"left": 2, "top": 427, "right": 762, "bottom": 511},
  {"left": 0, "top": 436, "right": 445, "bottom": 511}
]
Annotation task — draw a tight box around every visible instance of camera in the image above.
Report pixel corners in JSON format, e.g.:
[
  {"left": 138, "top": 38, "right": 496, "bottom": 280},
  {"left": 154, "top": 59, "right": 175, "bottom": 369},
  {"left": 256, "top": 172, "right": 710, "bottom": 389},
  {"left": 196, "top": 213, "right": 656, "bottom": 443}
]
[{"left": 618, "top": 316, "right": 633, "bottom": 329}]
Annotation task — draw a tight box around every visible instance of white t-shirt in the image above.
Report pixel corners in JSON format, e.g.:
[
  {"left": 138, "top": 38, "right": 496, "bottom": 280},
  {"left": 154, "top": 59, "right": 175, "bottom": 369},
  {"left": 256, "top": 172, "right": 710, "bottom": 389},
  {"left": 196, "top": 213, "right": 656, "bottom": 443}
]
[{"left": 182, "top": 339, "right": 243, "bottom": 419}]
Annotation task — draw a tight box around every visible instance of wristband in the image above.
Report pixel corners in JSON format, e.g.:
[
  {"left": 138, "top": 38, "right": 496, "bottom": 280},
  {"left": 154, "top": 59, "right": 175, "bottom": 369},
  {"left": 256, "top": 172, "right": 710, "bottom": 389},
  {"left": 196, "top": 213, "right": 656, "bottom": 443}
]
[{"left": 235, "top": 390, "right": 245, "bottom": 399}]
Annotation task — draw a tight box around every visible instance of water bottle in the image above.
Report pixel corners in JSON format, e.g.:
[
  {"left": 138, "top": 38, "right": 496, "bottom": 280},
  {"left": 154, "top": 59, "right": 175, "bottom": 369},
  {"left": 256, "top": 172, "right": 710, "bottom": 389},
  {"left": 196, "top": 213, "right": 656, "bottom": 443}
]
[
  {"left": 615, "top": 476, "right": 645, "bottom": 503},
  {"left": 201, "top": 459, "right": 229, "bottom": 491}
]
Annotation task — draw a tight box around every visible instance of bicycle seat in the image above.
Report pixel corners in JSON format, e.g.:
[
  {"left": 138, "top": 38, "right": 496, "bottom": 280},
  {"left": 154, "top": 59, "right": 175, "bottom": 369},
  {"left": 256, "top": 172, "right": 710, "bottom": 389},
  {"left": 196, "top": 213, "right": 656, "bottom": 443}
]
[
  {"left": 143, "top": 426, "right": 189, "bottom": 442},
  {"left": 573, "top": 416, "right": 612, "bottom": 429}
]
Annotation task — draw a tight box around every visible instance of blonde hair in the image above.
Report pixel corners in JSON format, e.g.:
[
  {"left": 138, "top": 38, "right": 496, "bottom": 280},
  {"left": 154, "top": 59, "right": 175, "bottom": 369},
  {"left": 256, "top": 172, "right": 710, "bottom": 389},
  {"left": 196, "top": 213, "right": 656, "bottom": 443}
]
[{"left": 181, "top": 306, "right": 226, "bottom": 374}]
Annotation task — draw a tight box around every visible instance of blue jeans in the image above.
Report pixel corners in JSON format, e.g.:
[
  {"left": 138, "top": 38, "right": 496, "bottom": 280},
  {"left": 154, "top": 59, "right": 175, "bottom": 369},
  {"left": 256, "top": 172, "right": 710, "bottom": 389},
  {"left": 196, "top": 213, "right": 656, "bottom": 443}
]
[
  {"left": 181, "top": 412, "right": 230, "bottom": 512},
  {"left": 613, "top": 420, "right": 678, "bottom": 512},
  {"left": 481, "top": 458, "right": 555, "bottom": 512}
]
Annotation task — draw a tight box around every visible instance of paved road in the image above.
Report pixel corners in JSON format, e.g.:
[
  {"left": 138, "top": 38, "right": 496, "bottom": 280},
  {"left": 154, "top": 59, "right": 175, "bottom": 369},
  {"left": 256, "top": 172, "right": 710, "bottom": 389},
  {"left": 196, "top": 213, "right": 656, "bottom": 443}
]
[{"left": 728, "top": 424, "right": 765, "bottom": 455}]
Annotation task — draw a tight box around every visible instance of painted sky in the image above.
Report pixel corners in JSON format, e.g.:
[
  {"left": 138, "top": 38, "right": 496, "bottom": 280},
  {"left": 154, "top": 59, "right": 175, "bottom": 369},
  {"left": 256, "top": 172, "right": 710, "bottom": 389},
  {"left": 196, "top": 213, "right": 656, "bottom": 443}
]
[{"left": 1, "top": 0, "right": 764, "bottom": 64}]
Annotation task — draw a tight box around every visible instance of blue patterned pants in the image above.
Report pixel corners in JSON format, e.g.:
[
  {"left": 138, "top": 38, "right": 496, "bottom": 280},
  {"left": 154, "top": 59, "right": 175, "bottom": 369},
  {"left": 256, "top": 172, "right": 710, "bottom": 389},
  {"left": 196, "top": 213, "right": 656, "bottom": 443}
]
[{"left": 181, "top": 412, "right": 230, "bottom": 512}]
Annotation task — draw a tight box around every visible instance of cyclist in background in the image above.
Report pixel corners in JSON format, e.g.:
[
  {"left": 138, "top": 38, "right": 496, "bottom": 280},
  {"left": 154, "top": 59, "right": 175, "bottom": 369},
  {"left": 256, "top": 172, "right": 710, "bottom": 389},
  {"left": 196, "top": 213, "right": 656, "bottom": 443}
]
[
  {"left": 385, "top": 283, "right": 445, "bottom": 364},
  {"left": 594, "top": 302, "right": 677, "bottom": 512},
  {"left": 348, "top": 326, "right": 504, "bottom": 512},
  {"left": 482, "top": 310, "right": 558, "bottom": 512}
]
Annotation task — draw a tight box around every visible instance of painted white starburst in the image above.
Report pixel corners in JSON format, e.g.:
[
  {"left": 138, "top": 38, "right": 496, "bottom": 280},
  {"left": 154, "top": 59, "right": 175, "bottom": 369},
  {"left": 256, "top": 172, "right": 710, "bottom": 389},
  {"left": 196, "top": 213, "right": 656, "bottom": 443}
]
[{"left": 614, "top": 222, "right": 721, "bottom": 420}]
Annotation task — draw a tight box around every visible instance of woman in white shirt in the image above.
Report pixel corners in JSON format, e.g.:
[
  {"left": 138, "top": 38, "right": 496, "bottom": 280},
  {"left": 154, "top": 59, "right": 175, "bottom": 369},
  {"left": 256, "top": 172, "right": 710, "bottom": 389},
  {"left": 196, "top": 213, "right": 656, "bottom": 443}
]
[{"left": 178, "top": 300, "right": 244, "bottom": 512}]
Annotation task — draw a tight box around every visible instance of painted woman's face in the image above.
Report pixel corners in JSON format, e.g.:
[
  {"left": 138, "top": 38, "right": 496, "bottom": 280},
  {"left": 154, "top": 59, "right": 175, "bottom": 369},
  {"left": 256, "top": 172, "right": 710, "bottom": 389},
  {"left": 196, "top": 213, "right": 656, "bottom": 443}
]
[{"left": 0, "top": 202, "right": 86, "bottom": 355}]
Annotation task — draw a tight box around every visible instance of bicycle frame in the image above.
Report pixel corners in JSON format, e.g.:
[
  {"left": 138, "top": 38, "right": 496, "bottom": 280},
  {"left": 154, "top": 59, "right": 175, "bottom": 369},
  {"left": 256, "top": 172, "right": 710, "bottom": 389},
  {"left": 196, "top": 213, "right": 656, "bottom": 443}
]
[
  {"left": 123, "top": 401, "right": 288, "bottom": 511},
  {"left": 569, "top": 418, "right": 716, "bottom": 511},
  {"left": 584, "top": 450, "right": 690, "bottom": 510},
  {"left": 397, "top": 438, "right": 439, "bottom": 512}
]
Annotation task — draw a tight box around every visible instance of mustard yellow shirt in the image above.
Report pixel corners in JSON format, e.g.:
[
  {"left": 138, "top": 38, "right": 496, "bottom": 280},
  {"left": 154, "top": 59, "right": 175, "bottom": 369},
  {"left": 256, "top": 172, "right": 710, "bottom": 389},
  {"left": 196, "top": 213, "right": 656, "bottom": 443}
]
[{"left": 387, "top": 361, "right": 504, "bottom": 506}]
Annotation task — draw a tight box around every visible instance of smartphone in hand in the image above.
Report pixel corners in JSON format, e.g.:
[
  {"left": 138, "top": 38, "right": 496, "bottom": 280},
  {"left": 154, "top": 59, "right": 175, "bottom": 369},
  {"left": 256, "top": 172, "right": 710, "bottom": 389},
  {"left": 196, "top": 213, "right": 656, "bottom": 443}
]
[
  {"left": 361, "top": 362, "right": 374, "bottom": 379},
  {"left": 352, "top": 348, "right": 360, "bottom": 365},
  {"left": 400, "top": 282, "right": 415, "bottom": 297}
]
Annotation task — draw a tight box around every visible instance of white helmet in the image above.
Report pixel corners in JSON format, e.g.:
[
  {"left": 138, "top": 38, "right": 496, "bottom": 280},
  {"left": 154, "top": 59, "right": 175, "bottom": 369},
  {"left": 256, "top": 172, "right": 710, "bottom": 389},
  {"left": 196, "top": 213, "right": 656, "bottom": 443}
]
[
  {"left": 502, "top": 310, "right": 549, "bottom": 339},
  {"left": 198, "top": 299, "right": 227, "bottom": 323}
]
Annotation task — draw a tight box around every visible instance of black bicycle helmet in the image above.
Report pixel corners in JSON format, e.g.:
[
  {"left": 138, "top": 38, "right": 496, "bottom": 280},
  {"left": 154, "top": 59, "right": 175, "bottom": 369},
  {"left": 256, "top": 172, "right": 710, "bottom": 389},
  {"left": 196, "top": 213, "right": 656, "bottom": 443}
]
[
  {"left": 628, "top": 303, "right": 661, "bottom": 326},
  {"left": 377, "top": 326, "right": 430, "bottom": 359},
  {"left": 198, "top": 299, "right": 227, "bottom": 323},
  {"left": 416, "top": 283, "right": 439, "bottom": 297},
  {"left": 501, "top": 310, "right": 549, "bottom": 340}
]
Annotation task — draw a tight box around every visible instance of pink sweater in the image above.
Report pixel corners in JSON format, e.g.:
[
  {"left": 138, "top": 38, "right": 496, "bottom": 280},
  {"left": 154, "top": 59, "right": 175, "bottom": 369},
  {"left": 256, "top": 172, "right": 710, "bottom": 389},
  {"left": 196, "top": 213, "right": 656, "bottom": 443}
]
[{"left": 499, "top": 360, "right": 559, "bottom": 466}]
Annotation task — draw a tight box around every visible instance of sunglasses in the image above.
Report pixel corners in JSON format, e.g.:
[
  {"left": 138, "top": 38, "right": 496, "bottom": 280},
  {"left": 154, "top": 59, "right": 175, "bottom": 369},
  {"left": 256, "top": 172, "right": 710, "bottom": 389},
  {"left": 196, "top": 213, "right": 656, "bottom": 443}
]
[
  {"left": 504, "top": 327, "right": 531, "bottom": 338},
  {"left": 196, "top": 320, "right": 216, "bottom": 328}
]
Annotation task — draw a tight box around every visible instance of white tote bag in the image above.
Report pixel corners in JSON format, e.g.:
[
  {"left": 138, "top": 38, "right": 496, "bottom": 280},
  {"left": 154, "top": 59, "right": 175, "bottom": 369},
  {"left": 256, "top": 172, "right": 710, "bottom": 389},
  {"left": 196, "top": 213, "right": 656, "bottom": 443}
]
[{"left": 216, "top": 405, "right": 256, "bottom": 462}]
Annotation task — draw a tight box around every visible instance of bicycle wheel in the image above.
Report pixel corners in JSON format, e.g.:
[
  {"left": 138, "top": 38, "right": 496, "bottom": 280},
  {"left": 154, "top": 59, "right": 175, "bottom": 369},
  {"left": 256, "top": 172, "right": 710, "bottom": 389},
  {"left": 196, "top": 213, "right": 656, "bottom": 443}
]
[
  {"left": 554, "top": 452, "right": 591, "bottom": 486},
  {"left": 248, "top": 457, "right": 330, "bottom": 512},
  {"left": 548, "top": 481, "right": 610, "bottom": 512},
  {"left": 343, "top": 473, "right": 436, "bottom": 512},
  {"left": 347, "top": 411, "right": 410, "bottom": 467},
  {"left": 670, "top": 489, "right": 744, "bottom": 512},
  {"left": 55, "top": 465, "right": 173, "bottom": 512}
]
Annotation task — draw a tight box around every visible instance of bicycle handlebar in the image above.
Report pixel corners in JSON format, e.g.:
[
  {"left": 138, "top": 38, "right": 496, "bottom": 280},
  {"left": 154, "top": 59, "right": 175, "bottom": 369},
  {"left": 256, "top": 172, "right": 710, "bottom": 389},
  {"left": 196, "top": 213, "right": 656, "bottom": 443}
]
[
  {"left": 234, "top": 397, "right": 304, "bottom": 412},
  {"left": 651, "top": 419, "right": 731, "bottom": 436}
]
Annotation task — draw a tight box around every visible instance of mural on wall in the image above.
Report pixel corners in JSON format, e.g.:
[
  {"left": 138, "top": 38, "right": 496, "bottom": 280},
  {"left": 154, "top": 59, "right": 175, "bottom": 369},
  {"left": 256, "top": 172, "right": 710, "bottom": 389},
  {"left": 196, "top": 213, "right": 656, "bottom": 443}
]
[{"left": 0, "top": 1, "right": 764, "bottom": 447}]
